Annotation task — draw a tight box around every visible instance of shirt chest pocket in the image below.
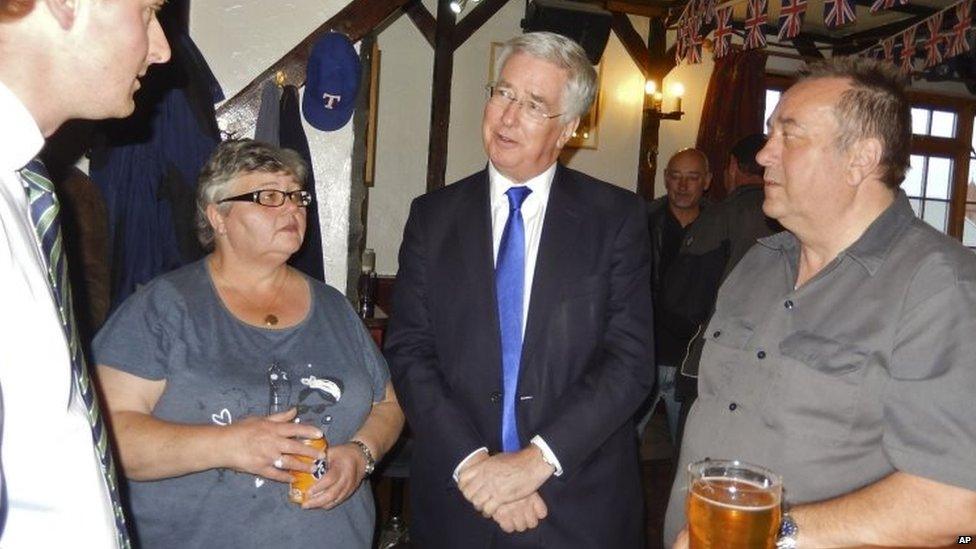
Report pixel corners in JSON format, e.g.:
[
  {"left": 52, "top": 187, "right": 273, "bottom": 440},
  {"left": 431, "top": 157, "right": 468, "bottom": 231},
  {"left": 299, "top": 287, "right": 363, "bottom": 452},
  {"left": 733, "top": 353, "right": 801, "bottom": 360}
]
[{"left": 761, "top": 332, "right": 869, "bottom": 445}]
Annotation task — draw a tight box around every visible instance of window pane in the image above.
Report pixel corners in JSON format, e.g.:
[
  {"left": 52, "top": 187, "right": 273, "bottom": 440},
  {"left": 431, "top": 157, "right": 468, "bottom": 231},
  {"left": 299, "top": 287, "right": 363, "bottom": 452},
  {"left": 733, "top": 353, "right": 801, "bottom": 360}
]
[
  {"left": 968, "top": 168, "right": 976, "bottom": 200},
  {"left": 911, "top": 108, "right": 930, "bottom": 135},
  {"left": 922, "top": 199, "right": 948, "bottom": 232},
  {"left": 964, "top": 204, "right": 976, "bottom": 247},
  {"left": 931, "top": 110, "right": 956, "bottom": 138},
  {"left": 902, "top": 155, "right": 925, "bottom": 197},
  {"left": 925, "top": 157, "right": 952, "bottom": 199},
  {"left": 764, "top": 90, "right": 781, "bottom": 128},
  {"left": 908, "top": 197, "right": 922, "bottom": 217},
  {"left": 972, "top": 115, "right": 976, "bottom": 153}
]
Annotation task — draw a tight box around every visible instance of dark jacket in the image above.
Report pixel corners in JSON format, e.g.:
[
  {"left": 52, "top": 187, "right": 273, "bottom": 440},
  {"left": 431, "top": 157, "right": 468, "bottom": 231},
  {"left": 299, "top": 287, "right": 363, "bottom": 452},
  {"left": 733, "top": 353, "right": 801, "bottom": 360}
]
[
  {"left": 674, "top": 184, "right": 780, "bottom": 398},
  {"left": 386, "top": 165, "right": 653, "bottom": 549}
]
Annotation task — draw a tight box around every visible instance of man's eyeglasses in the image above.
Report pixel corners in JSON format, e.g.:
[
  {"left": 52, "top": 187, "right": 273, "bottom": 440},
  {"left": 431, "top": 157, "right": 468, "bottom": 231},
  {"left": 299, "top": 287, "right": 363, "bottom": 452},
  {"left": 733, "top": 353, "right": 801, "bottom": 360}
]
[
  {"left": 485, "top": 84, "right": 563, "bottom": 123},
  {"left": 218, "top": 189, "right": 313, "bottom": 208}
]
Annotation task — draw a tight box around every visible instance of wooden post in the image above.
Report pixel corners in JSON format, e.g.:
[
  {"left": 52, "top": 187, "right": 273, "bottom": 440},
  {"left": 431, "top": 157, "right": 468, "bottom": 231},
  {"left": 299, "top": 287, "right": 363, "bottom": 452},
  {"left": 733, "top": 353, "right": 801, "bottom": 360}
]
[
  {"left": 426, "top": 0, "right": 457, "bottom": 192},
  {"left": 637, "top": 16, "right": 668, "bottom": 200}
]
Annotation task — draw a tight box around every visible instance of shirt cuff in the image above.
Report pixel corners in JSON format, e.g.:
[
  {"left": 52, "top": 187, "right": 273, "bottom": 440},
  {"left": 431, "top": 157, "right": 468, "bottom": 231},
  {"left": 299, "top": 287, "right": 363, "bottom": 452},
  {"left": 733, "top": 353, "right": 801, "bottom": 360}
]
[
  {"left": 531, "top": 435, "right": 563, "bottom": 477},
  {"left": 452, "top": 447, "right": 488, "bottom": 483}
]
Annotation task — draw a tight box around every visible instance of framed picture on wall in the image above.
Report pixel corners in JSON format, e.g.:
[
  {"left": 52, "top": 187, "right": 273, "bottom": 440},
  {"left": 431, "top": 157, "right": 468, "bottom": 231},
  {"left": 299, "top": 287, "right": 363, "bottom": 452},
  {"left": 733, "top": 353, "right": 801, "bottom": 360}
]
[{"left": 488, "top": 42, "right": 602, "bottom": 150}]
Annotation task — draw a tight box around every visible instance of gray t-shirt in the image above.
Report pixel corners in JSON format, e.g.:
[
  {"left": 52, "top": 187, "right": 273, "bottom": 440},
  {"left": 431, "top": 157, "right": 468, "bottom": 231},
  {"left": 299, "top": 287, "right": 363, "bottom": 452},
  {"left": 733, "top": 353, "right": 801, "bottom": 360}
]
[
  {"left": 664, "top": 194, "right": 976, "bottom": 544},
  {"left": 93, "top": 260, "right": 389, "bottom": 549}
]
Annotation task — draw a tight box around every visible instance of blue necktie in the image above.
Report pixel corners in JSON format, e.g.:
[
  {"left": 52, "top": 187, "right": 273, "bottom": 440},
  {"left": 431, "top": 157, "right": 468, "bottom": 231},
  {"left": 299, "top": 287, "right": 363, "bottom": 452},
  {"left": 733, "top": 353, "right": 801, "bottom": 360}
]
[
  {"left": 19, "top": 159, "right": 131, "bottom": 547},
  {"left": 496, "top": 186, "right": 532, "bottom": 452}
]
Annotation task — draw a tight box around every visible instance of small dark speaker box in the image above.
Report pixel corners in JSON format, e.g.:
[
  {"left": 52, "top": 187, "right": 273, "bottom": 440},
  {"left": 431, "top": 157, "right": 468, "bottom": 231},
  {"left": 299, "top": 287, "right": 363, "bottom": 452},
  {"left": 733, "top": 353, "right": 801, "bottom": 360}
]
[{"left": 521, "top": 0, "right": 612, "bottom": 65}]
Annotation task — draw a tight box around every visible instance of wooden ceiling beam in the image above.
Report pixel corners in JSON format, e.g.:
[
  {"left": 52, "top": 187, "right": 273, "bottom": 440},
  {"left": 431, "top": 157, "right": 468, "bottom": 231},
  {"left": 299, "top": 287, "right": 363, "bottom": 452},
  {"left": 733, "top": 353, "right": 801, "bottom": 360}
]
[
  {"left": 405, "top": 0, "right": 436, "bottom": 48},
  {"left": 215, "top": 0, "right": 411, "bottom": 138},
  {"left": 611, "top": 11, "right": 653, "bottom": 78},
  {"left": 837, "top": 12, "right": 931, "bottom": 52},
  {"left": 454, "top": 0, "right": 512, "bottom": 50},
  {"left": 792, "top": 34, "right": 825, "bottom": 58},
  {"left": 852, "top": 0, "right": 937, "bottom": 17},
  {"left": 606, "top": 1, "right": 667, "bottom": 17}
]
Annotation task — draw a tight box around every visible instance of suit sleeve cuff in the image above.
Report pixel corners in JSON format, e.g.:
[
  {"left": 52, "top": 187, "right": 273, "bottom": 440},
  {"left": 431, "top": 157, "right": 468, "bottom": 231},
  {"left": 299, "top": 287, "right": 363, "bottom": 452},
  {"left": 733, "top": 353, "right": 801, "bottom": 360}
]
[
  {"left": 531, "top": 435, "right": 564, "bottom": 477},
  {"left": 452, "top": 447, "right": 488, "bottom": 483}
]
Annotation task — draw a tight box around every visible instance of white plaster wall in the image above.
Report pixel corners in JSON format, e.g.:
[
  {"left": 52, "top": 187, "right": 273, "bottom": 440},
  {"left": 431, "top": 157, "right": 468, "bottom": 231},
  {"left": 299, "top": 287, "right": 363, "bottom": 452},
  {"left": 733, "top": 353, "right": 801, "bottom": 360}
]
[
  {"left": 368, "top": 3, "right": 654, "bottom": 274},
  {"left": 655, "top": 34, "right": 716, "bottom": 198},
  {"left": 190, "top": 0, "right": 353, "bottom": 294}
]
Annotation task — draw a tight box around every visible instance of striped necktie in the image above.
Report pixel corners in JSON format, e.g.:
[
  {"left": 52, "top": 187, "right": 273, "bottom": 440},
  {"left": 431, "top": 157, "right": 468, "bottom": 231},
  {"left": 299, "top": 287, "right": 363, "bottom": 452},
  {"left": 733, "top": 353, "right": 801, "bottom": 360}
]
[{"left": 19, "top": 159, "right": 131, "bottom": 548}]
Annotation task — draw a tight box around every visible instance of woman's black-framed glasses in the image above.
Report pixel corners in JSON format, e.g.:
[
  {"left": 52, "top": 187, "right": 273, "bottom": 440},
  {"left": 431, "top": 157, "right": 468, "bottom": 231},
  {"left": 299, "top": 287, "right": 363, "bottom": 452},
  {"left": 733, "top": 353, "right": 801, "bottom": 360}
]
[{"left": 218, "top": 189, "right": 313, "bottom": 208}]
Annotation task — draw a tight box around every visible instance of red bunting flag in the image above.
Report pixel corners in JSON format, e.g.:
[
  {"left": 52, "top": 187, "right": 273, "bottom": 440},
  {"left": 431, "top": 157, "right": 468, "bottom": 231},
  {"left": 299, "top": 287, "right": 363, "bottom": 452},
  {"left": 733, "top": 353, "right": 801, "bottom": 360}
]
[
  {"left": 714, "top": 5, "right": 735, "bottom": 59},
  {"left": 899, "top": 26, "right": 917, "bottom": 76},
  {"left": 778, "top": 0, "right": 808, "bottom": 40},
  {"left": 687, "top": 20, "right": 704, "bottom": 64},
  {"left": 946, "top": 0, "right": 972, "bottom": 58},
  {"left": 824, "top": 0, "right": 856, "bottom": 29},
  {"left": 923, "top": 13, "right": 945, "bottom": 68},
  {"left": 745, "top": 0, "right": 769, "bottom": 50},
  {"left": 882, "top": 37, "right": 896, "bottom": 60}
]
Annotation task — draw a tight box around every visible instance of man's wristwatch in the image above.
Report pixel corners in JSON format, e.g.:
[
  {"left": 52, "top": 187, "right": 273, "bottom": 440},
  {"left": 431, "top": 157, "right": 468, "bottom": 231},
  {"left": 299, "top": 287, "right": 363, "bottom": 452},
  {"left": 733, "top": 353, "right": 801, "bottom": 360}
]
[
  {"left": 776, "top": 513, "right": 799, "bottom": 549},
  {"left": 349, "top": 439, "right": 375, "bottom": 478}
]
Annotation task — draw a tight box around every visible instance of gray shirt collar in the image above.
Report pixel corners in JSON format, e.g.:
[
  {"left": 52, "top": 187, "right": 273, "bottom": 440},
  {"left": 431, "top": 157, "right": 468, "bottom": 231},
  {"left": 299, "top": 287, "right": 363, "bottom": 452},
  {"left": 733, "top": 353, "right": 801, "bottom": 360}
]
[{"left": 757, "top": 190, "right": 915, "bottom": 277}]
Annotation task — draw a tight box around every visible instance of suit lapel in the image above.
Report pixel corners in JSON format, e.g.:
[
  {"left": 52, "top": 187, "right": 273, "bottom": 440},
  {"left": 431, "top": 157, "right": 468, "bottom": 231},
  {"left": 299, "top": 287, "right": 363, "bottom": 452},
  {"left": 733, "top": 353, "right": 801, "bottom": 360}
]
[
  {"left": 453, "top": 169, "right": 504, "bottom": 369},
  {"left": 521, "top": 165, "right": 583, "bottom": 369}
]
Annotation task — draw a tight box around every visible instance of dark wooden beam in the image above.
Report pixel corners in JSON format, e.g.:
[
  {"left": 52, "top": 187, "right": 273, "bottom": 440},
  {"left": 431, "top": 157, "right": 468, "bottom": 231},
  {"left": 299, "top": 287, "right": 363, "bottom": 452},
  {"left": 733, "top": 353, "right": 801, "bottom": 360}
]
[
  {"left": 426, "top": 0, "right": 457, "bottom": 191},
  {"left": 454, "top": 0, "right": 512, "bottom": 50},
  {"left": 405, "top": 0, "right": 436, "bottom": 48},
  {"left": 791, "top": 34, "right": 824, "bottom": 59},
  {"left": 215, "top": 0, "right": 410, "bottom": 138},
  {"left": 852, "top": 0, "right": 937, "bottom": 17},
  {"left": 837, "top": 13, "right": 930, "bottom": 53},
  {"left": 638, "top": 16, "right": 673, "bottom": 200},
  {"left": 606, "top": 1, "right": 666, "bottom": 17},
  {"left": 611, "top": 12, "right": 652, "bottom": 78}
]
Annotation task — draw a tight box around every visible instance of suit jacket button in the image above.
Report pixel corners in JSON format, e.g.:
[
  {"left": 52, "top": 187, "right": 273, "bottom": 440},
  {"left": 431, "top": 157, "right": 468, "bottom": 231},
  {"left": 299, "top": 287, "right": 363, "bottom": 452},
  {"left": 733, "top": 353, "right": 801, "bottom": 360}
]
[{"left": 489, "top": 391, "right": 502, "bottom": 403}]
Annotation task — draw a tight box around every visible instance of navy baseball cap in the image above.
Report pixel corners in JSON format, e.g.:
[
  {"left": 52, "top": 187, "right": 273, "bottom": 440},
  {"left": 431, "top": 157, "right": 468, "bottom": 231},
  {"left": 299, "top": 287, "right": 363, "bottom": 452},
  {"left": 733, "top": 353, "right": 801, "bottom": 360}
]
[{"left": 302, "top": 32, "right": 361, "bottom": 131}]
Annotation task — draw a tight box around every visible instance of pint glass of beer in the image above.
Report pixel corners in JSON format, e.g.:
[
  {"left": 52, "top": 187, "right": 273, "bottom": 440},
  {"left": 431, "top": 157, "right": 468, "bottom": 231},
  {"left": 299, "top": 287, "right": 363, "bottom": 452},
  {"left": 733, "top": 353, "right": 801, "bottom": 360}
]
[
  {"left": 288, "top": 437, "right": 328, "bottom": 505},
  {"left": 686, "top": 459, "right": 782, "bottom": 549}
]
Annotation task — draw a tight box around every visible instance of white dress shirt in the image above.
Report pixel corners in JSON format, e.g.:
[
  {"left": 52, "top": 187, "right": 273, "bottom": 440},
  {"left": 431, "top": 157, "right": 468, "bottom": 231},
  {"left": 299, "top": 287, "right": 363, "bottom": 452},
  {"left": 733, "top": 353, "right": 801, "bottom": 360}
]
[
  {"left": 454, "top": 162, "right": 563, "bottom": 480},
  {"left": 0, "top": 80, "right": 117, "bottom": 547}
]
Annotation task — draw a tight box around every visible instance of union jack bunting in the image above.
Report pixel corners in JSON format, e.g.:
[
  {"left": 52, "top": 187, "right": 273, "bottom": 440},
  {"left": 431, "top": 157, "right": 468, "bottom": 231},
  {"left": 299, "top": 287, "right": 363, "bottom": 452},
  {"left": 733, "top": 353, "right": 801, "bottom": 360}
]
[
  {"left": 686, "top": 20, "right": 704, "bottom": 64},
  {"left": 745, "top": 0, "right": 769, "bottom": 50},
  {"left": 899, "top": 26, "right": 917, "bottom": 76},
  {"left": 703, "top": 0, "right": 718, "bottom": 24},
  {"left": 946, "top": 0, "right": 972, "bottom": 58},
  {"left": 870, "top": 0, "right": 895, "bottom": 13},
  {"left": 923, "top": 13, "right": 945, "bottom": 68},
  {"left": 882, "top": 36, "right": 896, "bottom": 60},
  {"left": 778, "top": 0, "right": 808, "bottom": 40},
  {"left": 676, "top": 24, "right": 688, "bottom": 63},
  {"left": 823, "top": 0, "right": 856, "bottom": 29},
  {"left": 714, "top": 6, "right": 735, "bottom": 58}
]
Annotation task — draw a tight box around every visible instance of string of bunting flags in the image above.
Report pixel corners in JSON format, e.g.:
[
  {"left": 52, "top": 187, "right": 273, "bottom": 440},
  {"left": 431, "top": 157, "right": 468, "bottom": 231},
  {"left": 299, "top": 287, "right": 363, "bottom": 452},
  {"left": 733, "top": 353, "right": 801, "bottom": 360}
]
[{"left": 674, "top": 0, "right": 974, "bottom": 79}]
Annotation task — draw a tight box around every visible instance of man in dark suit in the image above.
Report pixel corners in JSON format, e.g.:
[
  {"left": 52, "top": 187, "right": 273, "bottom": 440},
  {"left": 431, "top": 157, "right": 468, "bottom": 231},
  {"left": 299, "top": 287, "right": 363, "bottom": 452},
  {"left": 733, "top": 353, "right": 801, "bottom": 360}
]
[{"left": 385, "top": 32, "right": 653, "bottom": 548}]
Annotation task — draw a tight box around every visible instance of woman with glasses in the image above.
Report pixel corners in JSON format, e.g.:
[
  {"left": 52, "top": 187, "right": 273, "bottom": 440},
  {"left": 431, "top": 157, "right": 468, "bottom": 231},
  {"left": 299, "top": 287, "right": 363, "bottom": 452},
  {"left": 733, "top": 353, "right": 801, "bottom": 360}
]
[{"left": 91, "top": 139, "right": 403, "bottom": 548}]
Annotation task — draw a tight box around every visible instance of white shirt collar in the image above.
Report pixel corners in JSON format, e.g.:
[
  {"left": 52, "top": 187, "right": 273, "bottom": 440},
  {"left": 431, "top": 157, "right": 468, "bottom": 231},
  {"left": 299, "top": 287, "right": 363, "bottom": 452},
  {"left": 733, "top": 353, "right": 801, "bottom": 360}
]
[
  {"left": 488, "top": 161, "right": 557, "bottom": 211},
  {"left": 0, "top": 79, "right": 45, "bottom": 174}
]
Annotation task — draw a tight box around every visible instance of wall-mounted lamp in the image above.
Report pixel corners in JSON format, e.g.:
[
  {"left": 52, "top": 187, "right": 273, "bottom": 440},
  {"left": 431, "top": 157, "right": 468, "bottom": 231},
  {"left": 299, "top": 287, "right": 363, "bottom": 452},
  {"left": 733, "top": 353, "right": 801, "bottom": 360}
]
[{"left": 644, "top": 79, "right": 684, "bottom": 121}]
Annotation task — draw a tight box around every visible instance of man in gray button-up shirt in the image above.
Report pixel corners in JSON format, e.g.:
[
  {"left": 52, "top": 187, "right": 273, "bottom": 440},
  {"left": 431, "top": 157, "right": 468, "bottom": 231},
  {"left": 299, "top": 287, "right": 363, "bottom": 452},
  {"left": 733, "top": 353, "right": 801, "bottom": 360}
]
[{"left": 665, "top": 56, "right": 976, "bottom": 547}]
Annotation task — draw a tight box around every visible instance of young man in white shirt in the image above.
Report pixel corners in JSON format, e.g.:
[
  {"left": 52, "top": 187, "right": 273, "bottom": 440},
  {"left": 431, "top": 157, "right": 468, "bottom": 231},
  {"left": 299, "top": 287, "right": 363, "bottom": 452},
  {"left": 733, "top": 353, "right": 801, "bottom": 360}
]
[{"left": 0, "top": 1, "right": 169, "bottom": 545}]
